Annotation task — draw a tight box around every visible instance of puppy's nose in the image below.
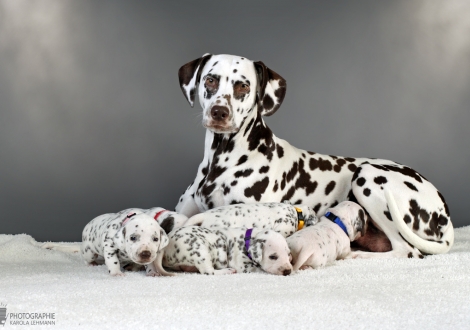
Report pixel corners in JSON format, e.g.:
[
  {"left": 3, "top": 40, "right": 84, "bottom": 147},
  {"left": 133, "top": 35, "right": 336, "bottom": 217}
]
[
  {"left": 139, "top": 250, "right": 151, "bottom": 259},
  {"left": 283, "top": 268, "right": 292, "bottom": 276},
  {"left": 210, "top": 106, "right": 229, "bottom": 122}
]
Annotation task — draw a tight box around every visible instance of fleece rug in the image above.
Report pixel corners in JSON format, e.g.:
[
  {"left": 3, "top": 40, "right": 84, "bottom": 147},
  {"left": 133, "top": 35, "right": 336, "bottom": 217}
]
[{"left": 0, "top": 227, "right": 469, "bottom": 330}]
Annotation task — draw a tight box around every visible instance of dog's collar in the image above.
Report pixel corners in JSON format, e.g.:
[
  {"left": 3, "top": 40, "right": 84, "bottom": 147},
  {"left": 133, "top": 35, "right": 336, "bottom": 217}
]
[
  {"left": 324, "top": 212, "right": 348, "bottom": 236},
  {"left": 122, "top": 212, "right": 138, "bottom": 227},
  {"left": 244, "top": 228, "right": 254, "bottom": 260},
  {"left": 294, "top": 207, "right": 306, "bottom": 230},
  {"left": 154, "top": 209, "right": 168, "bottom": 221}
]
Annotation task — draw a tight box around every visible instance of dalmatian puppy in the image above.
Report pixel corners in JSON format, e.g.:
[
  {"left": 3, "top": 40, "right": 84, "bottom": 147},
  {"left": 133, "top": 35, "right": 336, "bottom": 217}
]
[
  {"left": 81, "top": 210, "right": 170, "bottom": 276},
  {"left": 287, "top": 201, "right": 367, "bottom": 271},
  {"left": 41, "top": 207, "right": 187, "bottom": 254},
  {"left": 175, "top": 53, "right": 454, "bottom": 258},
  {"left": 183, "top": 202, "right": 318, "bottom": 237},
  {"left": 162, "top": 226, "right": 293, "bottom": 276}
]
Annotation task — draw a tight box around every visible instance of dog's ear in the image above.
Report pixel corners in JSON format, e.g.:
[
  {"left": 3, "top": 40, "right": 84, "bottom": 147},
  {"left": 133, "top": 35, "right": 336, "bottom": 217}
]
[
  {"left": 178, "top": 53, "right": 212, "bottom": 107},
  {"left": 250, "top": 238, "right": 265, "bottom": 265},
  {"left": 158, "top": 228, "right": 170, "bottom": 251},
  {"left": 352, "top": 209, "right": 368, "bottom": 240},
  {"left": 254, "top": 61, "right": 287, "bottom": 116}
]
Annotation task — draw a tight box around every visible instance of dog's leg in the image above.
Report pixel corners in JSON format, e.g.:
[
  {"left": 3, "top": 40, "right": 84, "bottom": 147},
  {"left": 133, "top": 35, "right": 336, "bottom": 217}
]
[{"left": 175, "top": 192, "right": 200, "bottom": 217}]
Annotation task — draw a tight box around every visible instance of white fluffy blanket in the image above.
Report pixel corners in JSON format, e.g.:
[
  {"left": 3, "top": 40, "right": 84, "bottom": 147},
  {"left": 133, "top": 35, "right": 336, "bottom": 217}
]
[{"left": 1, "top": 227, "right": 470, "bottom": 329}]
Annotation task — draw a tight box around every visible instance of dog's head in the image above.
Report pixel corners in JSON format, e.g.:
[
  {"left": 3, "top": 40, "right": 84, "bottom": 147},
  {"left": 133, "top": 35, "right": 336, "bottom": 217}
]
[
  {"left": 326, "top": 201, "right": 368, "bottom": 241},
  {"left": 250, "top": 230, "right": 292, "bottom": 276},
  {"left": 178, "top": 54, "right": 286, "bottom": 134},
  {"left": 119, "top": 212, "right": 169, "bottom": 265}
]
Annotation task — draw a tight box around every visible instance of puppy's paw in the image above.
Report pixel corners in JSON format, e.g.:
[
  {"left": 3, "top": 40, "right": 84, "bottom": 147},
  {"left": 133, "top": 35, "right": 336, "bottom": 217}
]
[{"left": 109, "top": 270, "right": 125, "bottom": 276}]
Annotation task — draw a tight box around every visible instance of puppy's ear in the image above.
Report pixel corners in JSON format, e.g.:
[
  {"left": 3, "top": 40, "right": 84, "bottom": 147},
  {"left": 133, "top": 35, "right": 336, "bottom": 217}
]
[
  {"left": 352, "top": 209, "right": 368, "bottom": 240},
  {"left": 254, "top": 61, "right": 286, "bottom": 116},
  {"left": 250, "top": 238, "right": 265, "bottom": 265},
  {"left": 158, "top": 229, "right": 170, "bottom": 251},
  {"left": 178, "top": 53, "right": 212, "bottom": 107}
]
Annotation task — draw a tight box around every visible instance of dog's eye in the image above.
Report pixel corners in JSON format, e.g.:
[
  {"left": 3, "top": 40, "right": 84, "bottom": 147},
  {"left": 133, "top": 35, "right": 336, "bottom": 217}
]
[
  {"left": 153, "top": 237, "right": 159, "bottom": 242},
  {"left": 241, "top": 84, "right": 249, "bottom": 91},
  {"left": 205, "top": 76, "right": 217, "bottom": 88},
  {"left": 269, "top": 255, "right": 278, "bottom": 260},
  {"left": 130, "top": 236, "right": 137, "bottom": 242}
]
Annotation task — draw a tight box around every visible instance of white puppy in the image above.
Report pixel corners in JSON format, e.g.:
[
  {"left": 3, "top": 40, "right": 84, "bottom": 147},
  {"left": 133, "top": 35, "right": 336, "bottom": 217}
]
[
  {"left": 287, "top": 201, "right": 367, "bottom": 271},
  {"left": 162, "top": 226, "right": 293, "bottom": 276},
  {"left": 183, "top": 202, "right": 317, "bottom": 237},
  {"left": 81, "top": 210, "right": 170, "bottom": 276}
]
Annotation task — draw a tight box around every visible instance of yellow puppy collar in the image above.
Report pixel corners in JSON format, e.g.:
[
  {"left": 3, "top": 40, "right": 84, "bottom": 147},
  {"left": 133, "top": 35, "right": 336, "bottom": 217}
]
[{"left": 294, "top": 207, "right": 305, "bottom": 230}]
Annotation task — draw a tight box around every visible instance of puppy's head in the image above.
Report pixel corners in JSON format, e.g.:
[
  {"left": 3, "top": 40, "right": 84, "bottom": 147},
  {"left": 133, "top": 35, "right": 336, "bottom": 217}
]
[
  {"left": 178, "top": 54, "right": 286, "bottom": 134},
  {"left": 120, "top": 213, "right": 169, "bottom": 265},
  {"left": 251, "top": 230, "right": 292, "bottom": 276},
  {"left": 326, "top": 201, "right": 368, "bottom": 241},
  {"left": 295, "top": 205, "right": 318, "bottom": 227},
  {"left": 154, "top": 208, "right": 188, "bottom": 234}
]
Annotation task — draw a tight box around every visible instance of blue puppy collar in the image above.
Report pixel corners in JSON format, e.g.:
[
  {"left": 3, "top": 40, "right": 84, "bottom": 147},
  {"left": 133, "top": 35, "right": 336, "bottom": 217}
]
[{"left": 324, "top": 212, "right": 348, "bottom": 236}]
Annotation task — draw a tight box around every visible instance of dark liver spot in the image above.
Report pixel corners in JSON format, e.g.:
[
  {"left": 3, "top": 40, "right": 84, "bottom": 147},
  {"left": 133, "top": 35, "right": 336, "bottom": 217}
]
[
  {"left": 374, "top": 176, "right": 388, "bottom": 185},
  {"left": 313, "top": 203, "right": 322, "bottom": 213},
  {"left": 325, "top": 181, "right": 336, "bottom": 195},
  {"left": 351, "top": 167, "right": 362, "bottom": 182},
  {"left": 404, "top": 181, "right": 418, "bottom": 192},
  {"left": 237, "top": 155, "right": 248, "bottom": 165},
  {"left": 309, "top": 157, "right": 333, "bottom": 172},
  {"left": 356, "top": 177, "right": 366, "bottom": 187},
  {"left": 276, "top": 144, "right": 284, "bottom": 158},
  {"left": 160, "top": 217, "right": 175, "bottom": 234},
  {"left": 383, "top": 165, "right": 424, "bottom": 183},
  {"left": 363, "top": 188, "right": 371, "bottom": 197},
  {"left": 348, "top": 163, "right": 357, "bottom": 172},
  {"left": 244, "top": 177, "right": 270, "bottom": 201},
  {"left": 384, "top": 211, "right": 392, "bottom": 221},
  {"left": 281, "top": 186, "right": 296, "bottom": 201},
  {"left": 234, "top": 169, "right": 253, "bottom": 178},
  {"left": 263, "top": 94, "right": 274, "bottom": 111},
  {"left": 404, "top": 214, "right": 412, "bottom": 224},
  {"left": 259, "top": 166, "right": 270, "bottom": 174},
  {"left": 273, "top": 181, "right": 279, "bottom": 192}
]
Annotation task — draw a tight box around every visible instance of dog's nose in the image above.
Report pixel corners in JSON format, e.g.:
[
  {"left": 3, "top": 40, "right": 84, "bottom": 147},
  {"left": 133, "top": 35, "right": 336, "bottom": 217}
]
[
  {"left": 210, "top": 106, "right": 229, "bottom": 122},
  {"left": 283, "top": 268, "right": 292, "bottom": 276},
  {"left": 139, "top": 250, "right": 151, "bottom": 259}
]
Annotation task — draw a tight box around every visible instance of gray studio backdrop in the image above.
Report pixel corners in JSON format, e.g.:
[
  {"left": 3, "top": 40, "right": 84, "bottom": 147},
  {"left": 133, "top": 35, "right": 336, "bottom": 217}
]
[{"left": 1, "top": 0, "right": 469, "bottom": 242}]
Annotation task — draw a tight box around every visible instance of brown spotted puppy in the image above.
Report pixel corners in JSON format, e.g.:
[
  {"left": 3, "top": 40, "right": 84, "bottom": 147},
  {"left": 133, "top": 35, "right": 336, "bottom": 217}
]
[
  {"left": 287, "top": 201, "right": 367, "bottom": 271},
  {"left": 162, "top": 226, "right": 293, "bottom": 276}
]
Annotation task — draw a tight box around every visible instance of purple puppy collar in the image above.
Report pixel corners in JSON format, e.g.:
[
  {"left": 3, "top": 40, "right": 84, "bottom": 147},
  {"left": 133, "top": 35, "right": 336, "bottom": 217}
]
[{"left": 244, "top": 228, "right": 253, "bottom": 260}]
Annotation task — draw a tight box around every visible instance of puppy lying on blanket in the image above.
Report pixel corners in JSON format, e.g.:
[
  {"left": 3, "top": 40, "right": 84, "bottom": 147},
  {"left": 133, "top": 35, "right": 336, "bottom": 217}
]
[
  {"left": 183, "top": 202, "right": 317, "bottom": 237},
  {"left": 287, "top": 201, "right": 367, "bottom": 271},
  {"left": 162, "top": 226, "right": 293, "bottom": 276},
  {"left": 81, "top": 210, "right": 171, "bottom": 276},
  {"left": 41, "top": 207, "right": 187, "bottom": 254}
]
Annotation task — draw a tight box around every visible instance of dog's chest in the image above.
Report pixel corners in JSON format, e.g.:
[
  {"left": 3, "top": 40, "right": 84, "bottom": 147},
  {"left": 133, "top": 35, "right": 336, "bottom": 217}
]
[{"left": 193, "top": 141, "right": 367, "bottom": 214}]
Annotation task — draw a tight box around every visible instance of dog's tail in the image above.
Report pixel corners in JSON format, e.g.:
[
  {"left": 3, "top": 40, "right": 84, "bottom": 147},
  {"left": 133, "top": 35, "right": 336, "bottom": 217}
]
[
  {"left": 40, "top": 242, "right": 81, "bottom": 254},
  {"left": 182, "top": 213, "right": 205, "bottom": 227},
  {"left": 153, "top": 250, "right": 176, "bottom": 277},
  {"left": 384, "top": 188, "right": 454, "bottom": 255},
  {"left": 292, "top": 247, "right": 313, "bottom": 272}
]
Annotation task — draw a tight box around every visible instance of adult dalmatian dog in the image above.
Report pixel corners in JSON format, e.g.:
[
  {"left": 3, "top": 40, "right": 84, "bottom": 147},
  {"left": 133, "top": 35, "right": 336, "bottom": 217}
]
[{"left": 175, "top": 53, "right": 454, "bottom": 259}]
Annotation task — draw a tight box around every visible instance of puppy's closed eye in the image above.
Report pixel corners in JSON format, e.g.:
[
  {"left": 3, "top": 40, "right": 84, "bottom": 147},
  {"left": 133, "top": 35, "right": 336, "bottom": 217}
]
[{"left": 269, "top": 254, "right": 278, "bottom": 260}]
